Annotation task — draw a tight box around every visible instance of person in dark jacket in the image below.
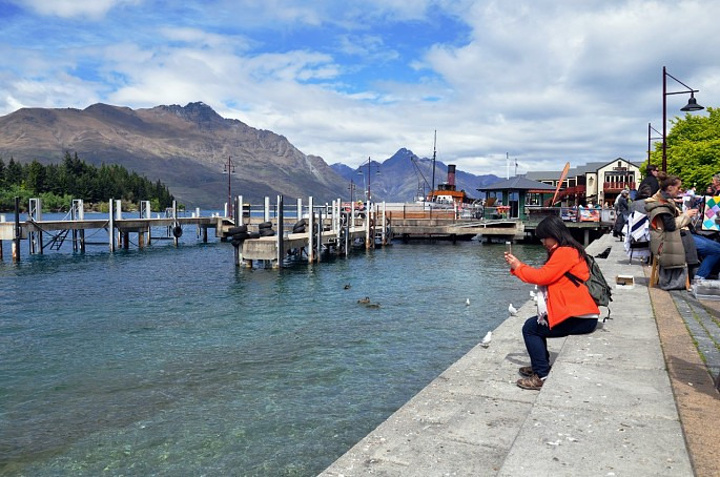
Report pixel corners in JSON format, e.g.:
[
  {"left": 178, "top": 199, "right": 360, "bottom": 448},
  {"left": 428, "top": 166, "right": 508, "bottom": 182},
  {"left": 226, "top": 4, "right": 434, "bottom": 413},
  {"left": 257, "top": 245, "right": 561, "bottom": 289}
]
[
  {"left": 613, "top": 190, "right": 630, "bottom": 239},
  {"left": 639, "top": 164, "right": 660, "bottom": 196}
]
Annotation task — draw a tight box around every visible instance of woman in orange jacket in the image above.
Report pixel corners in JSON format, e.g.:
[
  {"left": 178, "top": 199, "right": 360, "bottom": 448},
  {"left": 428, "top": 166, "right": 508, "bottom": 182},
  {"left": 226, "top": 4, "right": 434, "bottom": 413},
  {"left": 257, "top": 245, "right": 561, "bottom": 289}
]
[{"left": 504, "top": 215, "right": 599, "bottom": 390}]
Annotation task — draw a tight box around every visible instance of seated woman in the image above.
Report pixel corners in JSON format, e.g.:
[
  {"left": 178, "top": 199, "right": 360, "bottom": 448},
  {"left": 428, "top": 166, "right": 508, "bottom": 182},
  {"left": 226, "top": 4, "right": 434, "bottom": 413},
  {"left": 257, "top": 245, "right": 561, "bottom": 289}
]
[
  {"left": 504, "top": 215, "right": 599, "bottom": 390},
  {"left": 644, "top": 172, "right": 699, "bottom": 289}
]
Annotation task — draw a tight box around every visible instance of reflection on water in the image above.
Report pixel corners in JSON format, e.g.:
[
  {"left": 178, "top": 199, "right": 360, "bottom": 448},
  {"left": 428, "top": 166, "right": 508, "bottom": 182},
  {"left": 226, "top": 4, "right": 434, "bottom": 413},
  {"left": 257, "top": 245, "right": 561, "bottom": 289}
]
[{"left": 0, "top": 236, "right": 545, "bottom": 476}]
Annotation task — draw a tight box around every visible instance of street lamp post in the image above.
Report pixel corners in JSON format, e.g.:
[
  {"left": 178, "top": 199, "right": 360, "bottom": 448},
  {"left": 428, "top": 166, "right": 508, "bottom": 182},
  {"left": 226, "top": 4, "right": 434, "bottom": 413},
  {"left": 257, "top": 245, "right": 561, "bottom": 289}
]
[
  {"left": 348, "top": 179, "right": 357, "bottom": 204},
  {"left": 224, "top": 156, "right": 235, "bottom": 218},
  {"left": 662, "top": 66, "right": 704, "bottom": 172},
  {"left": 647, "top": 123, "right": 663, "bottom": 164},
  {"left": 357, "top": 156, "right": 380, "bottom": 204}
]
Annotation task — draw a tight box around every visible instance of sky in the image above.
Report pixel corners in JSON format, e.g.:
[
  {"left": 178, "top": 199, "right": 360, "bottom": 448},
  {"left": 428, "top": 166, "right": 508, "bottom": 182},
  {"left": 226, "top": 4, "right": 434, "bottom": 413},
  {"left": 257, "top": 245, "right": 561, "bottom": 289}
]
[{"left": 1, "top": 0, "right": 719, "bottom": 177}]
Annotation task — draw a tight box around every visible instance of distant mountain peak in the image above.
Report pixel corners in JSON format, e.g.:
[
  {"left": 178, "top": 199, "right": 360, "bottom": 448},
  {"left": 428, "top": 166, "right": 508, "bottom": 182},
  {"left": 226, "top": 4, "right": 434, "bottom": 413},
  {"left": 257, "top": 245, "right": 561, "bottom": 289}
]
[{"left": 154, "top": 102, "right": 225, "bottom": 128}]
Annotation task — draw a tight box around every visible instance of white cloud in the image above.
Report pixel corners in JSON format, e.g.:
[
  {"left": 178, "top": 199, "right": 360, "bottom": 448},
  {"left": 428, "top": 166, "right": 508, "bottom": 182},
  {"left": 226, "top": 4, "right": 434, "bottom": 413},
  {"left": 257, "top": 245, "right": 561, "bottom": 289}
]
[
  {"left": 16, "top": 0, "right": 140, "bottom": 19},
  {"left": 1, "top": 0, "right": 720, "bottom": 176}
]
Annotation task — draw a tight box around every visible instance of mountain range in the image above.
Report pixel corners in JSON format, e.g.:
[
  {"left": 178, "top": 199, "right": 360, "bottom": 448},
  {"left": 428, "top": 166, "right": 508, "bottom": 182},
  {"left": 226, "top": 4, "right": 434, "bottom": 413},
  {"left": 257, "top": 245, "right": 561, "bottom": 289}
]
[{"left": 0, "top": 102, "right": 500, "bottom": 207}]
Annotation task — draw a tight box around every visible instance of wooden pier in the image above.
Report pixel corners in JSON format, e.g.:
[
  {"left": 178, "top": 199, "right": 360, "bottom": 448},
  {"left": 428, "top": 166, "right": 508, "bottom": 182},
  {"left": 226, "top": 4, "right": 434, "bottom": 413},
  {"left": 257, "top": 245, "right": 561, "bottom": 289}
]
[
  {"left": 0, "top": 198, "right": 230, "bottom": 262},
  {"left": 0, "top": 196, "right": 612, "bottom": 265},
  {"left": 234, "top": 196, "right": 391, "bottom": 268},
  {"left": 0, "top": 195, "right": 393, "bottom": 268}
]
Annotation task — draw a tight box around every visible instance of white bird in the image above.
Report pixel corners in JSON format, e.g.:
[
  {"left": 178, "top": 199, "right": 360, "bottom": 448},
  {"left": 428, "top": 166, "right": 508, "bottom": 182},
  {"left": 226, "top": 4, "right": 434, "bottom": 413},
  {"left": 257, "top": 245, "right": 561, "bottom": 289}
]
[
  {"left": 508, "top": 303, "right": 518, "bottom": 316},
  {"left": 465, "top": 298, "right": 470, "bottom": 306},
  {"left": 481, "top": 331, "right": 492, "bottom": 348}
]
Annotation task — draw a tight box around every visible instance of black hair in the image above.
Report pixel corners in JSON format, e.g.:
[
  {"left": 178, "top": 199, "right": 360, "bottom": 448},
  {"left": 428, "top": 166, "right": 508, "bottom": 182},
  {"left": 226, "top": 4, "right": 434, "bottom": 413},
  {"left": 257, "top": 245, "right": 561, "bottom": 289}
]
[{"left": 535, "top": 215, "right": 588, "bottom": 261}]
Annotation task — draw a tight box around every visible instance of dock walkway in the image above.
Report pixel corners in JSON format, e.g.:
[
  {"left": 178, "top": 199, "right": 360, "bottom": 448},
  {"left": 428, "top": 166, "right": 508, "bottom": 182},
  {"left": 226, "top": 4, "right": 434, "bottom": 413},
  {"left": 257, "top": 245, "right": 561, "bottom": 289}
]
[{"left": 320, "top": 233, "right": 720, "bottom": 476}]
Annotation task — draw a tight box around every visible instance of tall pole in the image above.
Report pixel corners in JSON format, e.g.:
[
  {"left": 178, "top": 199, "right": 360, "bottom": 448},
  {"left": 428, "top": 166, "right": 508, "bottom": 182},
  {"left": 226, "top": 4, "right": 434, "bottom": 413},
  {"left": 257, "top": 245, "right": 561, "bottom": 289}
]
[
  {"left": 366, "top": 156, "right": 372, "bottom": 204},
  {"left": 431, "top": 130, "right": 437, "bottom": 201},
  {"left": 662, "top": 66, "right": 668, "bottom": 172},
  {"left": 661, "top": 66, "right": 704, "bottom": 172},
  {"left": 225, "top": 156, "right": 235, "bottom": 218},
  {"left": 648, "top": 122, "right": 652, "bottom": 164},
  {"left": 648, "top": 123, "right": 662, "bottom": 164}
]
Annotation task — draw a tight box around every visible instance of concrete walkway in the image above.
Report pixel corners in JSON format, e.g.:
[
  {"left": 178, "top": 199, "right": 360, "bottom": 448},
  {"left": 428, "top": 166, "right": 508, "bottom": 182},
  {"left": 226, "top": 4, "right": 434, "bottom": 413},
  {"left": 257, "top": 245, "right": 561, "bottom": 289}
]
[{"left": 320, "top": 233, "right": 720, "bottom": 477}]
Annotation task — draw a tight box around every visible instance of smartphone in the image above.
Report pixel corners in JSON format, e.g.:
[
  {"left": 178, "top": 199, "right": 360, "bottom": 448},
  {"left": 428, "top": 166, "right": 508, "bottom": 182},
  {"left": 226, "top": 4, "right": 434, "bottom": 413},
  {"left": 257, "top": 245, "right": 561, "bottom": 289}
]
[{"left": 505, "top": 241, "right": 512, "bottom": 254}]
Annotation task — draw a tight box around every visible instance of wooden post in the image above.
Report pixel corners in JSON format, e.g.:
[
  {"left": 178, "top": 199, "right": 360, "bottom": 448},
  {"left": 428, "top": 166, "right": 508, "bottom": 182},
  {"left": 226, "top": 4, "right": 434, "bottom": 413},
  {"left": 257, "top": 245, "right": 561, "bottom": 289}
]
[
  {"left": 13, "top": 197, "right": 21, "bottom": 262},
  {"left": 308, "top": 197, "right": 315, "bottom": 263},
  {"left": 381, "top": 202, "right": 387, "bottom": 245},
  {"left": 365, "top": 203, "right": 372, "bottom": 249},
  {"left": 316, "top": 207, "right": 323, "bottom": 260},
  {"left": 108, "top": 199, "right": 115, "bottom": 252},
  {"left": 172, "top": 200, "right": 179, "bottom": 247},
  {"left": 276, "top": 195, "right": 284, "bottom": 269},
  {"left": 264, "top": 196, "right": 270, "bottom": 222}
]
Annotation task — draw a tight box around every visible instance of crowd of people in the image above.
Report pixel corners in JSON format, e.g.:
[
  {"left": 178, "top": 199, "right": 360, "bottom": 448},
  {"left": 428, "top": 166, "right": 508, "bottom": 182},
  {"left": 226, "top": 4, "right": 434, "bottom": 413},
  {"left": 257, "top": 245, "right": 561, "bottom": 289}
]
[
  {"left": 616, "top": 168, "right": 720, "bottom": 289},
  {"left": 502, "top": 167, "right": 720, "bottom": 392}
]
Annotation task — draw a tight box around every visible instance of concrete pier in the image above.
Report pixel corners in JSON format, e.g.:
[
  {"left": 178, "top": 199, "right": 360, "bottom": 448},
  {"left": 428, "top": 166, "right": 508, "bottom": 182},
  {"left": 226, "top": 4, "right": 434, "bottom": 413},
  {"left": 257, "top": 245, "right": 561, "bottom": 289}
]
[{"left": 320, "top": 233, "right": 720, "bottom": 477}]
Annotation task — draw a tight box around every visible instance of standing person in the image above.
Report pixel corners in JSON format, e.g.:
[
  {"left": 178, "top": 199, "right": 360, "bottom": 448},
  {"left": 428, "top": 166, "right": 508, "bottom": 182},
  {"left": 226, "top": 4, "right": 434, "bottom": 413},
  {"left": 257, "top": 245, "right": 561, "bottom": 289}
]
[
  {"left": 639, "top": 164, "right": 660, "bottom": 196},
  {"left": 504, "top": 215, "right": 599, "bottom": 390},
  {"left": 645, "top": 172, "right": 699, "bottom": 288},
  {"left": 613, "top": 190, "right": 630, "bottom": 239}
]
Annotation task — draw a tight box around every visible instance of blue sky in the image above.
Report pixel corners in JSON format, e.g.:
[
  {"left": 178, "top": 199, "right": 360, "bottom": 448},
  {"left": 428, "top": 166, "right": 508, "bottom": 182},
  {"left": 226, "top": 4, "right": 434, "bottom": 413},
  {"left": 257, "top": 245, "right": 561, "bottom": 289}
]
[{"left": 1, "top": 0, "right": 719, "bottom": 177}]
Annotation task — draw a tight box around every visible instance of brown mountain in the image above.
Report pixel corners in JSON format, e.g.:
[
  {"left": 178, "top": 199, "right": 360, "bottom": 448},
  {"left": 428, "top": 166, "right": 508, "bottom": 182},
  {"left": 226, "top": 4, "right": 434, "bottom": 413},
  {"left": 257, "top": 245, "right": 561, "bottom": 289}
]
[
  {"left": 0, "top": 101, "right": 499, "bottom": 207},
  {"left": 0, "top": 102, "right": 348, "bottom": 207}
]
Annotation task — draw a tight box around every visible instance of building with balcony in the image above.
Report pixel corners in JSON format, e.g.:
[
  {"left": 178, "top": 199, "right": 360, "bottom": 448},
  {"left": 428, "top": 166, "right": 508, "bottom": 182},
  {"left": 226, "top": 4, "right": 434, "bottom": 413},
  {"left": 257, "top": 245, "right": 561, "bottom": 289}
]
[{"left": 524, "top": 158, "right": 641, "bottom": 207}]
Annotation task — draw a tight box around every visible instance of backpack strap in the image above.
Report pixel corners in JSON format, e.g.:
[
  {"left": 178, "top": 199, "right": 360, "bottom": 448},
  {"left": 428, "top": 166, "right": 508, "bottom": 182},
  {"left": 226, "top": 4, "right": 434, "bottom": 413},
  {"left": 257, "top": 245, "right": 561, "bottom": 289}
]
[
  {"left": 564, "top": 263, "right": 612, "bottom": 324},
  {"left": 564, "top": 270, "right": 583, "bottom": 287}
]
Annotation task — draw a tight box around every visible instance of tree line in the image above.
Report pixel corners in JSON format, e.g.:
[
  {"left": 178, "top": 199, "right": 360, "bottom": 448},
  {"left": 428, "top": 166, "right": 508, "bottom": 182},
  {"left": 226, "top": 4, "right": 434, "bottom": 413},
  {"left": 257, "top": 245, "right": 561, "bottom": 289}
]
[
  {"left": 650, "top": 106, "right": 720, "bottom": 188},
  {"left": 0, "top": 152, "right": 175, "bottom": 212}
]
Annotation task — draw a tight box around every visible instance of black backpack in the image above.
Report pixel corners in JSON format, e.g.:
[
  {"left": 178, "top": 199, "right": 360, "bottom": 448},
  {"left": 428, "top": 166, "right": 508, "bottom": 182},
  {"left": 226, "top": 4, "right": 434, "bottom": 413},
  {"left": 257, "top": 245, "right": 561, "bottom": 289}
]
[{"left": 565, "top": 255, "right": 613, "bottom": 320}]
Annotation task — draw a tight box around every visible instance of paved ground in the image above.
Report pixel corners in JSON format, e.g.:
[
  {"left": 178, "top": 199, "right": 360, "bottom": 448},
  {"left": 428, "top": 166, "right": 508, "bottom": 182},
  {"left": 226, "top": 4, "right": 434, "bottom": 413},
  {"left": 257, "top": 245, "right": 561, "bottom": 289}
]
[{"left": 319, "top": 233, "right": 720, "bottom": 477}]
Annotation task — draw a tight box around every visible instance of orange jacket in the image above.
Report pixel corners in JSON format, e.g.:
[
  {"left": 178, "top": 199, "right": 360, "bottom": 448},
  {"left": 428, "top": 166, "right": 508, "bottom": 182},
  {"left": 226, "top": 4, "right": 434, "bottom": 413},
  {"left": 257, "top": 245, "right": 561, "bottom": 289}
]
[{"left": 510, "top": 246, "right": 599, "bottom": 328}]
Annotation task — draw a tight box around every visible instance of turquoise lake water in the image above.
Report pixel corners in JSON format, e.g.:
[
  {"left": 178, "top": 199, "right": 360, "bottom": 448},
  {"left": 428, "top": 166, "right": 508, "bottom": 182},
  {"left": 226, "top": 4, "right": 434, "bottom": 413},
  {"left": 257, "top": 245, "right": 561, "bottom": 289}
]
[{"left": 0, "top": 215, "right": 545, "bottom": 476}]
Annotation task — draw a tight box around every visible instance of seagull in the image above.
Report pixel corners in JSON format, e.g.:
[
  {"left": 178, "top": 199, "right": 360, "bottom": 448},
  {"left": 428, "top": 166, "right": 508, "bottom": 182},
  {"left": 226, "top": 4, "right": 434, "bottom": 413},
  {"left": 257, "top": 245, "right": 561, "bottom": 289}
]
[
  {"left": 481, "top": 331, "right": 492, "bottom": 348},
  {"left": 465, "top": 298, "right": 470, "bottom": 306},
  {"left": 508, "top": 303, "right": 518, "bottom": 316}
]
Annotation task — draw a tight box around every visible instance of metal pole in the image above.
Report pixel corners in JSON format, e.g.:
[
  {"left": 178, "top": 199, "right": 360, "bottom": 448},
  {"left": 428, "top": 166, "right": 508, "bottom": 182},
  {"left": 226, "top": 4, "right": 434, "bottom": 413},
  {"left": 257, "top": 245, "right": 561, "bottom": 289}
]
[
  {"left": 367, "top": 157, "right": 372, "bottom": 203},
  {"left": 648, "top": 122, "right": 652, "bottom": 164},
  {"left": 662, "top": 66, "right": 668, "bottom": 172},
  {"left": 225, "top": 156, "right": 234, "bottom": 218}
]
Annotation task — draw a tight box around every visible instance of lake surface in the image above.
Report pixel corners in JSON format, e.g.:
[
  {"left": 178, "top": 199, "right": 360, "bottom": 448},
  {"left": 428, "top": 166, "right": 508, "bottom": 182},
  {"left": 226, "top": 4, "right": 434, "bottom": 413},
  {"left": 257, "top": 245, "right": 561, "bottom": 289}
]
[{"left": 0, "top": 215, "right": 544, "bottom": 476}]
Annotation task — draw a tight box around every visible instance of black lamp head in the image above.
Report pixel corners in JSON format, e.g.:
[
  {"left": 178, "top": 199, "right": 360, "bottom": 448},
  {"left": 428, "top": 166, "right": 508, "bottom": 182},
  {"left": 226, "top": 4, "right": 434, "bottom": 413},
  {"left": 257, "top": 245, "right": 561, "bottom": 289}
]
[{"left": 681, "top": 93, "right": 704, "bottom": 112}]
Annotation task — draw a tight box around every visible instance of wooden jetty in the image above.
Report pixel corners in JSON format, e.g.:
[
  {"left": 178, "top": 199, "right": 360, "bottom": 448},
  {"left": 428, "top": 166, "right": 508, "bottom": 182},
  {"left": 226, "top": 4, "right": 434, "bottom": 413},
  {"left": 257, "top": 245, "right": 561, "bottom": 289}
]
[
  {"left": 0, "top": 198, "right": 229, "bottom": 262},
  {"left": 0, "top": 195, "right": 393, "bottom": 268},
  {"left": 234, "top": 196, "right": 390, "bottom": 268},
  {"left": 0, "top": 195, "right": 612, "bottom": 265},
  {"left": 385, "top": 203, "right": 612, "bottom": 245}
]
